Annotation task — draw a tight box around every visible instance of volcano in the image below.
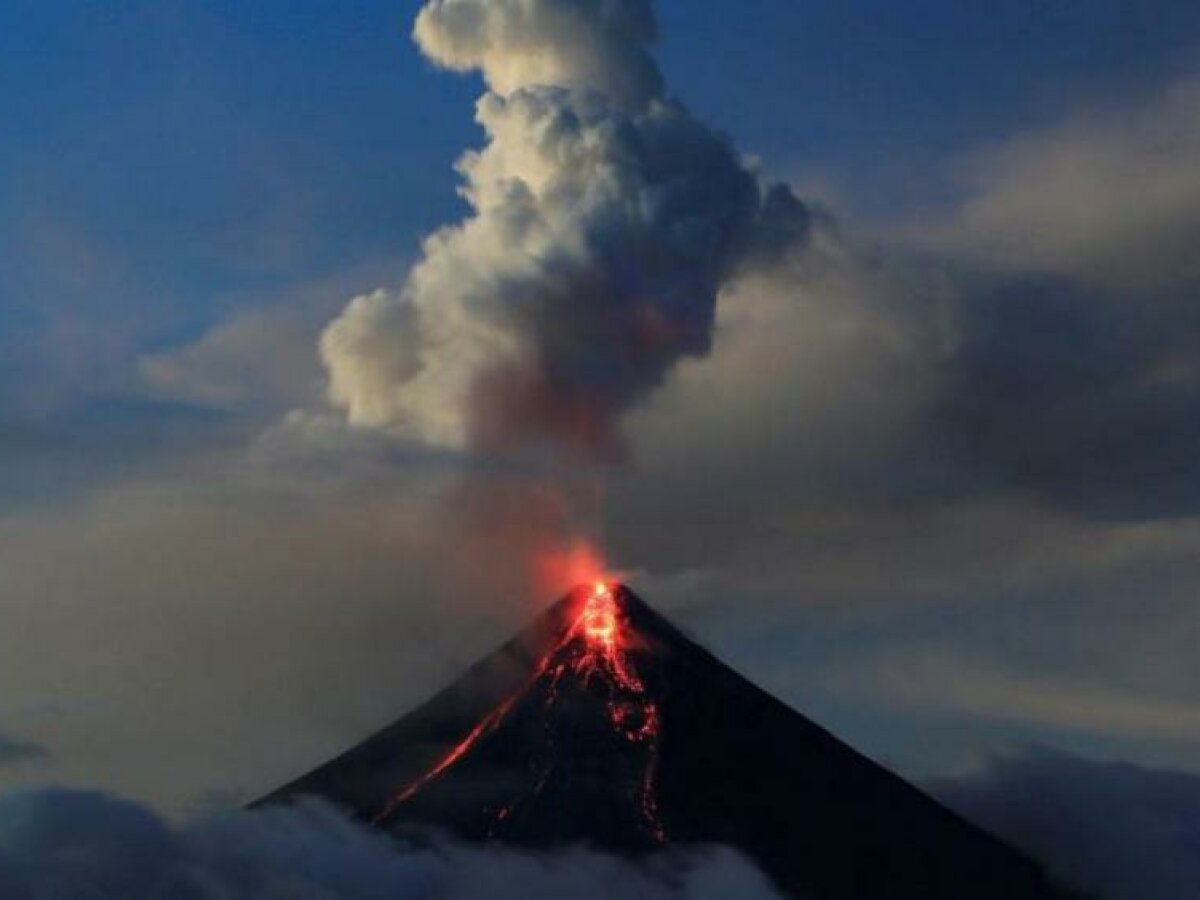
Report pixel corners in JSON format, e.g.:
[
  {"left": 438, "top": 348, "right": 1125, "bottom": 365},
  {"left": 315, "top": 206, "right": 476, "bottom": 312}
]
[{"left": 258, "top": 585, "right": 1078, "bottom": 899}]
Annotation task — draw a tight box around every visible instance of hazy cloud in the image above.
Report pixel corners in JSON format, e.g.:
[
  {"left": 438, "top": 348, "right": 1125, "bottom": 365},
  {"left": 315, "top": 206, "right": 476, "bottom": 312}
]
[
  {"left": 935, "top": 270, "right": 1200, "bottom": 518},
  {"left": 863, "top": 652, "right": 1200, "bottom": 746},
  {"left": 933, "top": 750, "right": 1200, "bottom": 900},
  {"left": 138, "top": 263, "right": 407, "bottom": 419},
  {"left": 919, "top": 71, "right": 1200, "bottom": 289},
  {"left": 866, "top": 69, "right": 1200, "bottom": 518},
  {"left": 610, "top": 233, "right": 947, "bottom": 569},
  {"left": 0, "top": 457, "right": 525, "bottom": 809},
  {"left": 139, "top": 308, "right": 323, "bottom": 414}
]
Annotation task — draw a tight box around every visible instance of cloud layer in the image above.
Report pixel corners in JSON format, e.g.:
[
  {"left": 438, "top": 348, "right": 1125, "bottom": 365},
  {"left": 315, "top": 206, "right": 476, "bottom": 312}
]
[
  {"left": 0, "top": 789, "right": 783, "bottom": 900},
  {"left": 5, "top": 753, "right": 1199, "bottom": 900},
  {"left": 933, "top": 750, "right": 1200, "bottom": 900}
]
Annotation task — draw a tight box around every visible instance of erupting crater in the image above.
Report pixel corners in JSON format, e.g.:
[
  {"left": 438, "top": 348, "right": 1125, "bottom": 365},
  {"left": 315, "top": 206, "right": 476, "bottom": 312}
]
[
  {"left": 373, "top": 582, "right": 666, "bottom": 842},
  {"left": 258, "top": 584, "right": 1078, "bottom": 900}
]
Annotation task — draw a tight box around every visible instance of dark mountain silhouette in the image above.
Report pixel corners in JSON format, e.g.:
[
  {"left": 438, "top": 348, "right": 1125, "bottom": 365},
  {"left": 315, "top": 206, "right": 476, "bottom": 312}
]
[{"left": 258, "top": 584, "right": 1082, "bottom": 899}]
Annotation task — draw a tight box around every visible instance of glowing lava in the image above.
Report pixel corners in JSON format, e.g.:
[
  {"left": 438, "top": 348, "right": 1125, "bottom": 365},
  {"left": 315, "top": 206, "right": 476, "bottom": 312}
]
[
  {"left": 374, "top": 583, "right": 666, "bottom": 842},
  {"left": 583, "top": 582, "right": 618, "bottom": 647},
  {"left": 568, "top": 582, "right": 665, "bottom": 840}
]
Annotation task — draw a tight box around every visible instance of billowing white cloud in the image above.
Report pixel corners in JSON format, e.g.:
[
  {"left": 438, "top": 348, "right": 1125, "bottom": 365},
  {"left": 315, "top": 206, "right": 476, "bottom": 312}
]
[
  {"left": 414, "top": 0, "right": 662, "bottom": 110},
  {"left": 321, "top": 0, "right": 794, "bottom": 454}
]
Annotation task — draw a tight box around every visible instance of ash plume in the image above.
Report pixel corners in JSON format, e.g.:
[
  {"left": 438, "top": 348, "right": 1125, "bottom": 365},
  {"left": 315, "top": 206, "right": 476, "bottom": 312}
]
[{"left": 320, "top": 0, "right": 806, "bottom": 455}]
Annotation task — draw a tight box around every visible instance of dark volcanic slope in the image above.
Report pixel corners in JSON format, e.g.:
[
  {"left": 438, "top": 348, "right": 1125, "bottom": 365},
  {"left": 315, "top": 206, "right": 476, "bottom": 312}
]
[{"left": 258, "top": 586, "right": 1076, "bottom": 900}]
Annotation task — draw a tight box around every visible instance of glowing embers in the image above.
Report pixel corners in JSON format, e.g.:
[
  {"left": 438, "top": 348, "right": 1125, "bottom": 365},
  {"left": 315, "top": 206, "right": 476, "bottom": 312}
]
[{"left": 374, "top": 583, "right": 667, "bottom": 843}]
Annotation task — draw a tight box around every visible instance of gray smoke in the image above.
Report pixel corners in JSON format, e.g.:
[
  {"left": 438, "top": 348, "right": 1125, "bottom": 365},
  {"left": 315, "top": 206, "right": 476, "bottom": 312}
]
[{"left": 320, "top": 0, "right": 805, "bottom": 454}]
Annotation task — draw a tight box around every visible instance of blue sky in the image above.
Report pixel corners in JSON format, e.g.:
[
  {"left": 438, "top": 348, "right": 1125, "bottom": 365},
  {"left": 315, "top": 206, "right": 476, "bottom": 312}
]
[
  {"left": 4, "top": 0, "right": 1199, "bottom": 412},
  {"left": 1, "top": 0, "right": 1199, "bottom": 832}
]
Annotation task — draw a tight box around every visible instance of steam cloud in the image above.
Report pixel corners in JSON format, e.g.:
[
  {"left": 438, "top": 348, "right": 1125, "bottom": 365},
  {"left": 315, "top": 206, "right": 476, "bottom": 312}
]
[
  {"left": 320, "top": 0, "right": 804, "bottom": 454},
  {"left": 0, "top": 789, "right": 784, "bottom": 900}
]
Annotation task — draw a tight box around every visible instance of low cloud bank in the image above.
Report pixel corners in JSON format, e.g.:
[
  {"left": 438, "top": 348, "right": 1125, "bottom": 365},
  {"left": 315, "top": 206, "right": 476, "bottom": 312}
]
[
  {"left": 0, "top": 789, "right": 783, "bottom": 899},
  {"left": 931, "top": 749, "right": 1200, "bottom": 900},
  {"left": 6, "top": 752, "right": 1200, "bottom": 900}
]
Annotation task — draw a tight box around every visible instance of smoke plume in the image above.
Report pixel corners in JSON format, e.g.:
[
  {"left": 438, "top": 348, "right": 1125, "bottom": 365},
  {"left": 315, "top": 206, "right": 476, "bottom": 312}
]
[{"left": 320, "top": 0, "right": 804, "bottom": 455}]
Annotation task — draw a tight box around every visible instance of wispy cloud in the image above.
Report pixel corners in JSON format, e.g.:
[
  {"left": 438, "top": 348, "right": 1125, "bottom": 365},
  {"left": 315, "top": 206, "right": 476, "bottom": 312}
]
[
  {"left": 867, "top": 653, "right": 1200, "bottom": 744},
  {"left": 0, "top": 732, "right": 50, "bottom": 766},
  {"left": 914, "top": 70, "right": 1200, "bottom": 289}
]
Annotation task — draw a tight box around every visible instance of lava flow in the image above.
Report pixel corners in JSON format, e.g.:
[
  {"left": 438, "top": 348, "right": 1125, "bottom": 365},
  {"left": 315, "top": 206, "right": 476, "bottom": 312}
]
[{"left": 374, "top": 583, "right": 666, "bottom": 842}]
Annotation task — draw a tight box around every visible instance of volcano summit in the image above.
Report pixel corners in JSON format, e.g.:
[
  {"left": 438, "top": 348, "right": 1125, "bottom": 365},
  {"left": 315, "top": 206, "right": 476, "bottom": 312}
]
[{"left": 259, "top": 585, "right": 1077, "bottom": 899}]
